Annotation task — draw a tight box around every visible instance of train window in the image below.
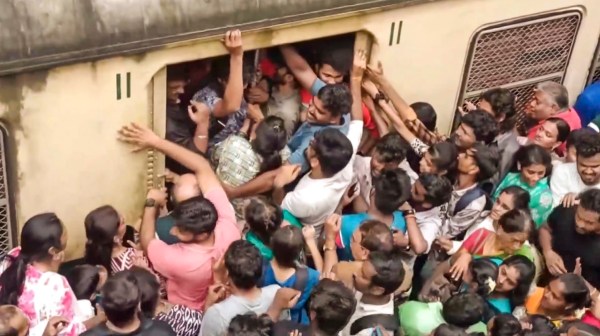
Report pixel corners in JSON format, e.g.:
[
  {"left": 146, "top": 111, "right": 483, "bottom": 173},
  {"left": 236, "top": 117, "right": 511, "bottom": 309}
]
[
  {"left": 454, "top": 11, "right": 581, "bottom": 132},
  {"left": 0, "top": 123, "right": 15, "bottom": 254},
  {"left": 587, "top": 40, "right": 600, "bottom": 86}
]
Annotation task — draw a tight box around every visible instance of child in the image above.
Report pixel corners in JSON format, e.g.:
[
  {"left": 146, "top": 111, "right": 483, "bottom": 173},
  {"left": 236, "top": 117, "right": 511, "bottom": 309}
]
[
  {"left": 66, "top": 265, "right": 108, "bottom": 320},
  {"left": 0, "top": 305, "right": 28, "bottom": 336}
]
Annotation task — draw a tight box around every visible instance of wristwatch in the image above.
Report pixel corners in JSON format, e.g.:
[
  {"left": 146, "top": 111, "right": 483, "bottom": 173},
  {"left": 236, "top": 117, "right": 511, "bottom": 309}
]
[
  {"left": 144, "top": 198, "right": 156, "bottom": 208},
  {"left": 403, "top": 208, "right": 416, "bottom": 216}
]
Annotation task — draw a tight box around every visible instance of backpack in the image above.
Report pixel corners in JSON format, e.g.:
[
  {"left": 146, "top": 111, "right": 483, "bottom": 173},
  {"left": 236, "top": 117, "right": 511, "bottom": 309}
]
[
  {"left": 349, "top": 314, "right": 400, "bottom": 335},
  {"left": 447, "top": 185, "right": 493, "bottom": 242},
  {"left": 259, "top": 261, "right": 309, "bottom": 322}
]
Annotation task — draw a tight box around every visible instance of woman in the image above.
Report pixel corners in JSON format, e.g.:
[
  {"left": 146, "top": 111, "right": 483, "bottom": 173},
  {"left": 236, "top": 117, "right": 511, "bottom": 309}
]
[
  {"left": 438, "top": 186, "right": 530, "bottom": 255},
  {"left": 0, "top": 213, "right": 105, "bottom": 336},
  {"left": 487, "top": 255, "right": 536, "bottom": 315},
  {"left": 525, "top": 273, "right": 590, "bottom": 328},
  {"left": 449, "top": 208, "right": 535, "bottom": 280},
  {"left": 243, "top": 197, "right": 284, "bottom": 260},
  {"left": 129, "top": 267, "right": 203, "bottom": 336},
  {"left": 493, "top": 145, "right": 553, "bottom": 227},
  {"left": 84, "top": 205, "right": 150, "bottom": 274},
  {"left": 214, "top": 116, "right": 289, "bottom": 219},
  {"left": 531, "top": 117, "right": 571, "bottom": 164}
]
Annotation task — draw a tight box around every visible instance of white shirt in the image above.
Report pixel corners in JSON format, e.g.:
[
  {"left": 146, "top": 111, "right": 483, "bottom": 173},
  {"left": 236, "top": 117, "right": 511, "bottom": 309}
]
[
  {"left": 341, "top": 292, "right": 395, "bottom": 336},
  {"left": 550, "top": 162, "right": 600, "bottom": 208},
  {"left": 282, "top": 121, "right": 364, "bottom": 233},
  {"left": 352, "top": 156, "right": 417, "bottom": 207},
  {"left": 416, "top": 206, "right": 443, "bottom": 254}
]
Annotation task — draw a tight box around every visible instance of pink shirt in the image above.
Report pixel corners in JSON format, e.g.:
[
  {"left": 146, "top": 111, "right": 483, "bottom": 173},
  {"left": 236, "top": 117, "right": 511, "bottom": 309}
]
[
  {"left": 147, "top": 187, "right": 240, "bottom": 311},
  {"left": 527, "top": 107, "right": 581, "bottom": 153}
]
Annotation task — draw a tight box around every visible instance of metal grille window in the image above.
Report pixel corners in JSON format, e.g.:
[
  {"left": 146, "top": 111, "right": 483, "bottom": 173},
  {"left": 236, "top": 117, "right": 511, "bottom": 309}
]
[
  {"left": 457, "top": 12, "right": 581, "bottom": 130},
  {"left": 588, "top": 42, "right": 600, "bottom": 85},
  {"left": 0, "top": 124, "right": 14, "bottom": 255}
]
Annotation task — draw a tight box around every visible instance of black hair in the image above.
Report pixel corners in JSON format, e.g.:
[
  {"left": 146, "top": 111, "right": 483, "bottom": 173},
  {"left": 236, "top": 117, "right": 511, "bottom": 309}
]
[
  {"left": 270, "top": 226, "right": 304, "bottom": 268},
  {"left": 167, "top": 66, "right": 187, "bottom": 82},
  {"left": 567, "top": 128, "right": 596, "bottom": 149},
  {"left": 557, "top": 273, "right": 591, "bottom": 312},
  {"left": 579, "top": 188, "right": 600, "bottom": 216},
  {"left": 442, "top": 293, "right": 486, "bottom": 328},
  {"left": 498, "top": 208, "right": 534, "bottom": 237},
  {"left": 372, "top": 168, "right": 411, "bottom": 214},
  {"left": 252, "top": 116, "right": 288, "bottom": 173},
  {"left": 84, "top": 205, "right": 120, "bottom": 273},
  {"left": 101, "top": 271, "right": 140, "bottom": 327},
  {"left": 227, "top": 313, "right": 273, "bottom": 336},
  {"left": 514, "top": 144, "right": 552, "bottom": 177},
  {"left": 490, "top": 314, "right": 522, "bottom": 336},
  {"left": 501, "top": 255, "right": 536, "bottom": 307},
  {"left": 576, "top": 132, "right": 600, "bottom": 159},
  {"left": 309, "top": 279, "right": 357, "bottom": 335},
  {"left": 472, "top": 143, "right": 500, "bottom": 181},
  {"left": 432, "top": 324, "right": 469, "bottom": 336},
  {"left": 66, "top": 265, "right": 101, "bottom": 300},
  {"left": 312, "top": 128, "right": 354, "bottom": 177},
  {"left": 0, "top": 213, "right": 64, "bottom": 305},
  {"left": 0, "top": 305, "right": 23, "bottom": 336},
  {"left": 461, "top": 110, "right": 500, "bottom": 145},
  {"left": 497, "top": 186, "right": 531, "bottom": 211},
  {"left": 212, "top": 55, "right": 254, "bottom": 87},
  {"left": 544, "top": 117, "right": 571, "bottom": 144},
  {"left": 357, "top": 220, "right": 394, "bottom": 253},
  {"left": 368, "top": 249, "right": 406, "bottom": 295},
  {"left": 316, "top": 84, "right": 352, "bottom": 118},
  {"left": 469, "top": 258, "right": 499, "bottom": 297},
  {"left": 526, "top": 314, "right": 557, "bottom": 335},
  {"left": 411, "top": 102, "right": 437, "bottom": 131},
  {"left": 427, "top": 141, "right": 459, "bottom": 182},
  {"left": 319, "top": 48, "right": 352, "bottom": 75},
  {"left": 128, "top": 267, "right": 160, "bottom": 319},
  {"left": 480, "top": 88, "right": 517, "bottom": 134},
  {"left": 244, "top": 197, "right": 283, "bottom": 246},
  {"left": 419, "top": 174, "right": 453, "bottom": 207},
  {"left": 374, "top": 132, "right": 407, "bottom": 164},
  {"left": 225, "top": 240, "right": 263, "bottom": 290},
  {"left": 172, "top": 195, "right": 218, "bottom": 236}
]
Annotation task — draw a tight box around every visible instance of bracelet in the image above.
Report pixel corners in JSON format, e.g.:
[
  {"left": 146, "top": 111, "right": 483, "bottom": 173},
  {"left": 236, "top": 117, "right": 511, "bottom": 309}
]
[
  {"left": 197, "top": 135, "right": 208, "bottom": 140},
  {"left": 373, "top": 92, "right": 388, "bottom": 103}
]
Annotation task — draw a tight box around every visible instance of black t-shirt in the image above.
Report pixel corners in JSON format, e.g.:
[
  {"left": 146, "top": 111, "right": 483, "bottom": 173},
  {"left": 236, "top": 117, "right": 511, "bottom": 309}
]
[
  {"left": 81, "top": 319, "right": 176, "bottom": 336},
  {"left": 548, "top": 206, "right": 600, "bottom": 288},
  {"left": 272, "top": 320, "right": 312, "bottom": 336}
]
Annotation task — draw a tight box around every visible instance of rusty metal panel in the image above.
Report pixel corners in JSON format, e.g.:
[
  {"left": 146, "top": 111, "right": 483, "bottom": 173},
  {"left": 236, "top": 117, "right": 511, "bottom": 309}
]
[
  {"left": 456, "top": 11, "right": 581, "bottom": 132},
  {"left": 0, "top": 124, "right": 14, "bottom": 254}
]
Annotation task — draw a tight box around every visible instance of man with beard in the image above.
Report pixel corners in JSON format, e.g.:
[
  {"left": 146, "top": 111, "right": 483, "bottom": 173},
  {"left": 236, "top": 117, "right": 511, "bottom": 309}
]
[{"left": 539, "top": 188, "right": 600, "bottom": 289}]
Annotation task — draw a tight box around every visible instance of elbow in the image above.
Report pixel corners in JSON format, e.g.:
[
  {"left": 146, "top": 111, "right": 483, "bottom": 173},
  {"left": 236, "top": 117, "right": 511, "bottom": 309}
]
[{"left": 413, "top": 244, "right": 427, "bottom": 255}]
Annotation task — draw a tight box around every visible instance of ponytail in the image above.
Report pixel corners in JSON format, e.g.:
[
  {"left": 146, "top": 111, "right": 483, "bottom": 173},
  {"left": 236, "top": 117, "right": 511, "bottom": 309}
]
[
  {"left": 252, "top": 116, "right": 287, "bottom": 173},
  {"left": 84, "top": 240, "right": 113, "bottom": 274},
  {"left": 84, "top": 206, "right": 120, "bottom": 274},
  {"left": 0, "top": 254, "right": 29, "bottom": 305}
]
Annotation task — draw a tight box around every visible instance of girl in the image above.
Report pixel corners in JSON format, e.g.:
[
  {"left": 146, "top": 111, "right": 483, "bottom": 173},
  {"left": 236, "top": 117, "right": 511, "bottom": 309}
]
[
  {"left": 243, "top": 197, "right": 284, "bottom": 260},
  {"left": 531, "top": 117, "right": 571, "bottom": 164},
  {"left": 493, "top": 145, "right": 553, "bottom": 227},
  {"left": 0, "top": 213, "right": 105, "bottom": 336},
  {"left": 66, "top": 265, "right": 108, "bottom": 320}
]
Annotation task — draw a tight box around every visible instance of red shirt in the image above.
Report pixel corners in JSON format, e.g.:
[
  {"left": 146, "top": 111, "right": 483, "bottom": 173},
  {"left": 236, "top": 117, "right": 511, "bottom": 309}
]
[
  {"left": 527, "top": 107, "right": 582, "bottom": 153},
  {"left": 300, "top": 88, "right": 379, "bottom": 139}
]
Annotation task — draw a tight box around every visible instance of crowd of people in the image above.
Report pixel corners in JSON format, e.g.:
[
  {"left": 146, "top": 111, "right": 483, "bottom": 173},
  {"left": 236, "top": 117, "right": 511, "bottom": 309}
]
[{"left": 2, "top": 29, "right": 600, "bottom": 336}]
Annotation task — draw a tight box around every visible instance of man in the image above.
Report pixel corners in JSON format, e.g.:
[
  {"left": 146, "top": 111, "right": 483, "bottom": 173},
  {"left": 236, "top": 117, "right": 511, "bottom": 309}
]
[
  {"left": 268, "top": 51, "right": 367, "bottom": 235},
  {"left": 118, "top": 121, "right": 240, "bottom": 311},
  {"left": 539, "top": 188, "right": 600, "bottom": 289},
  {"left": 82, "top": 271, "right": 175, "bottom": 336},
  {"left": 453, "top": 110, "right": 499, "bottom": 150},
  {"left": 271, "top": 279, "right": 357, "bottom": 336},
  {"left": 200, "top": 241, "right": 288, "bottom": 336},
  {"left": 551, "top": 132, "right": 600, "bottom": 208},
  {"left": 155, "top": 173, "right": 201, "bottom": 244},
  {"left": 526, "top": 81, "right": 582, "bottom": 153},
  {"left": 266, "top": 63, "right": 302, "bottom": 138}
]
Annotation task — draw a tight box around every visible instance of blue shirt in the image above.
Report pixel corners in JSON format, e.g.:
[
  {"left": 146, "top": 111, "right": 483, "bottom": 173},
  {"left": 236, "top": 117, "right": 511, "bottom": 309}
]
[
  {"left": 338, "top": 212, "right": 407, "bottom": 261},
  {"left": 575, "top": 81, "right": 600, "bottom": 125},
  {"left": 261, "top": 264, "right": 320, "bottom": 324},
  {"left": 287, "top": 79, "right": 350, "bottom": 172}
]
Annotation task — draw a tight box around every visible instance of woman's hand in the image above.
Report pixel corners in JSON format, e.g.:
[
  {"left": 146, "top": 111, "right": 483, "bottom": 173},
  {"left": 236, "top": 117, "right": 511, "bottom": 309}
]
[
  {"left": 544, "top": 249, "right": 567, "bottom": 275},
  {"left": 449, "top": 253, "right": 472, "bottom": 281},
  {"left": 118, "top": 123, "right": 162, "bottom": 152}
]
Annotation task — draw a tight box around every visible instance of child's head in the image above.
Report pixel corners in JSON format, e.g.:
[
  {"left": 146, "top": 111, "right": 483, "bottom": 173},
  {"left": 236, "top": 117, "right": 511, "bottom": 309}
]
[
  {"left": 442, "top": 293, "right": 486, "bottom": 329},
  {"left": 225, "top": 241, "right": 264, "bottom": 290},
  {"left": 0, "top": 305, "right": 28, "bottom": 336},
  {"left": 462, "top": 258, "right": 499, "bottom": 298},
  {"left": 488, "top": 313, "right": 522, "bottom": 336},
  {"left": 271, "top": 226, "right": 304, "bottom": 268},
  {"left": 66, "top": 264, "right": 107, "bottom": 301},
  {"left": 371, "top": 168, "right": 411, "bottom": 214},
  {"left": 244, "top": 197, "right": 282, "bottom": 245},
  {"left": 349, "top": 219, "right": 393, "bottom": 261}
]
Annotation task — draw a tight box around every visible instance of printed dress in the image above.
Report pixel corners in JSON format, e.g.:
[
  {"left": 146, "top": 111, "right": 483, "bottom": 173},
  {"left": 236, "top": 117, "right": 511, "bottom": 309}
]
[{"left": 0, "top": 247, "right": 87, "bottom": 336}]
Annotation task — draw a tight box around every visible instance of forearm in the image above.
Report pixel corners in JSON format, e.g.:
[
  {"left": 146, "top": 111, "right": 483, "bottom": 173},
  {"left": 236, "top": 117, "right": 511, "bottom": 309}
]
[
  {"left": 352, "top": 196, "right": 369, "bottom": 213},
  {"left": 377, "top": 100, "right": 417, "bottom": 143},
  {"left": 191, "top": 121, "right": 209, "bottom": 153},
  {"left": 272, "top": 185, "right": 286, "bottom": 205},
  {"left": 377, "top": 77, "right": 417, "bottom": 122},
  {"left": 306, "top": 240, "right": 323, "bottom": 273},
  {"left": 350, "top": 77, "right": 364, "bottom": 122},
  {"left": 539, "top": 226, "right": 554, "bottom": 253},
  {"left": 218, "top": 54, "right": 244, "bottom": 117},
  {"left": 140, "top": 207, "right": 158, "bottom": 253},
  {"left": 228, "top": 169, "right": 278, "bottom": 199},
  {"left": 153, "top": 138, "right": 213, "bottom": 178},
  {"left": 406, "top": 217, "right": 427, "bottom": 255},
  {"left": 323, "top": 237, "right": 338, "bottom": 274}
]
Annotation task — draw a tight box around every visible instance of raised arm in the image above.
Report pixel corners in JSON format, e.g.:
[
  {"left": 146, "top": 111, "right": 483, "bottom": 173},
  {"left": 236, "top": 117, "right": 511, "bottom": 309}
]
[
  {"left": 279, "top": 45, "right": 319, "bottom": 92},
  {"left": 213, "top": 30, "right": 245, "bottom": 118},
  {"left": 349, "top": 50, "right": 366, "bottom": 122},
  {"left": 118, "top": 123, "right": 220, "bottom": 194}
]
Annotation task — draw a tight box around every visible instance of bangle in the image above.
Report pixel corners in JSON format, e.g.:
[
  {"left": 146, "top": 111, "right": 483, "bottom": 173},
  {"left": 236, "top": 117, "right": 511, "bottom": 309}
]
[
  {"left": 197, "top": 135, "right": 208, "bottom": 140},
  {"left": 373, "top": 92, "right": 387, "bottom": 103}
]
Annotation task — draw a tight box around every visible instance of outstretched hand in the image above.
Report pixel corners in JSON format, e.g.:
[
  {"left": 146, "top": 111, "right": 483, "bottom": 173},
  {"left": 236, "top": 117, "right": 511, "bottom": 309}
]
[{"left": 118, "top": 123, "right": 161, "bottom": 152}]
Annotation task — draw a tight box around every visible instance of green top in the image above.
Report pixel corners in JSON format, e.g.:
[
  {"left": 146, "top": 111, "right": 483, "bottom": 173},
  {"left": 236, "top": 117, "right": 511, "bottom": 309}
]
[
  {"left": 398, "top": 301, "right": 487, "bottom": 336},
  {"left": 155, "top": 214, "right": 179, "bottom": 245},
  {"left": 493, "top": 172, "right": 553, "bottom": 228},
  {"left": 245, "top": 210, "right": 302, "bottom": 261}
]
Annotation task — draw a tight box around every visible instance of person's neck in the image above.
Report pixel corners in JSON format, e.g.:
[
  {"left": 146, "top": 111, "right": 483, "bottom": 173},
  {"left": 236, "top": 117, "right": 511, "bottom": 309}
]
[
  {"left": 309, "top": 168, "right": 327, "bottom": 180},
  {"left": 30, "top": 260, "right": 58, "bottom": 273},
  {"left": 106, "top": 316, "right": 141, "bottom": 334},
  {"left": 230, "top": 285, "right": 262, "bottom": 300},
  {"left": 367, "top": 207, "right": 394, "bottom": 226},
  {"left": 193, "top": 232, "right": 216, "bottom": 247},
  {"left": 456, "top": 174, "right": 477, "bottom": 190},
  {"left": 277, "top": 83, "right": 295, "bottom": 96},
  {"left": 360, "top": 292, "right": 391, "bottom": 305}
]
